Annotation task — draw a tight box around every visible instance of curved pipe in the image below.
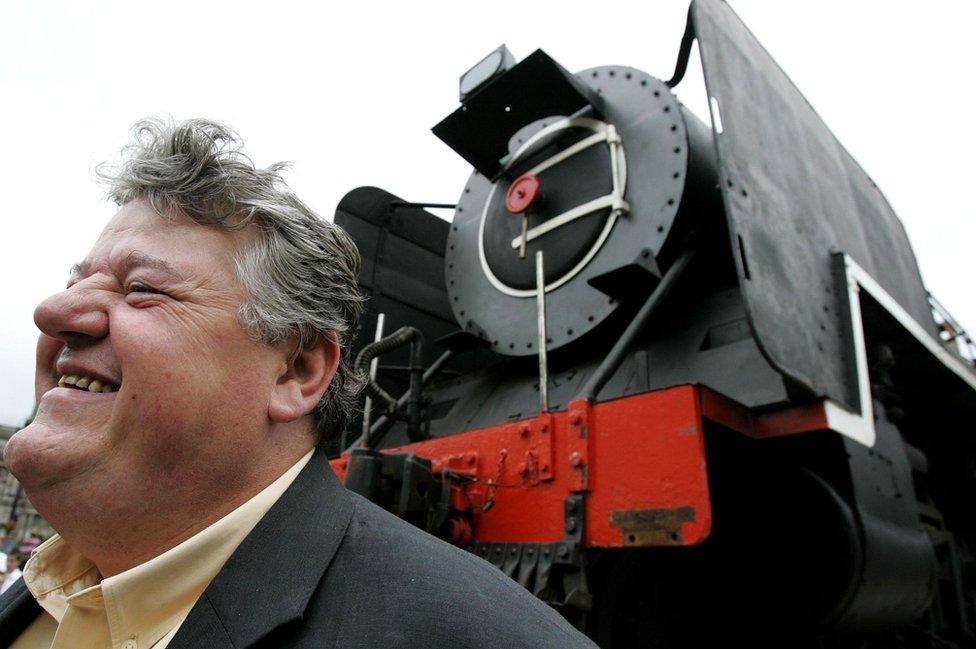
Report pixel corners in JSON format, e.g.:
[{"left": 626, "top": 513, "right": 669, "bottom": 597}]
[
  {"left": 360, "top": 349, "right": 455, "bottom": 450},
  {"left": 354, "top": 326, "right": 424, "bottom": 412},
  {"left": 354, "top": 326, "right": 427, "bottom": 445}
]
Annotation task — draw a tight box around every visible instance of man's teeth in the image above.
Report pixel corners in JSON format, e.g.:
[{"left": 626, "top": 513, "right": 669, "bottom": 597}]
[{"left": 57, "top": 375, "right": 119, "bottom": 393}]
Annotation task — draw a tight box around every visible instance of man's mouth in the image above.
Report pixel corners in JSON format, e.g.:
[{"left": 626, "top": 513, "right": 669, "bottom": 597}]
[{"left": 57, "top": 375, "right": 119, "bottom": 393}]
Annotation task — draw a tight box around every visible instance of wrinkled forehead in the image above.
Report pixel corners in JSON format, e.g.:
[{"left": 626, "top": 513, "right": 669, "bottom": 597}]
[{"left": 77, "top": 199, "right": 254, "bottom": 281}]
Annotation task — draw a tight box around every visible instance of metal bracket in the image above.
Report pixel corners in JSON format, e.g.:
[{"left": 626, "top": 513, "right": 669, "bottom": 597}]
[
  {"left": 566, "top": 401, "right": 591, "bottom": 493},
  {"left": 468, "top": 494, "right": 591, "bottom": 618}
]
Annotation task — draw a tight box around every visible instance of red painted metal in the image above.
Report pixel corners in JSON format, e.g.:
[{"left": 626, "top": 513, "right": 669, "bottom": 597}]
[
  {"left": 700, "top": 387, "right": 830, "bottom": 438},
  {"left": 581, "top": 388, "right": 711, "bottom": 547},
  {"left": 505, "top": 174, "right": 541, "bottom": 213},
  {"left": 330, "top": 386, "right": 713, "bottom": 548},
  {"left": 756, "top": 403, "right": 830, "bottom": 438},
  {"left": 328, "top": 385, "right": 855, "bottom": 552},
  {"left": 565, "top": 402, "right": 591, "bottom": 493},
  {"left": 332, "top": 455, "right": 348, "bottom": 483}
]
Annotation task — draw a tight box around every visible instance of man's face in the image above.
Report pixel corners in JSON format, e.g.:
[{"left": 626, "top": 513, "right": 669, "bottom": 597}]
[
  {"left": 6, "top": 555, "right": 17, "bottom": 572},
  {"left": 7, "top": 199, "right": 287, "bottom": 496}
]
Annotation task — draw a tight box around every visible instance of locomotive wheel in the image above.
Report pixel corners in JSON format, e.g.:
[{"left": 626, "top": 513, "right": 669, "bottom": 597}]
[{"left": 588, "top": 551, "right": 694, "bottom": 649}]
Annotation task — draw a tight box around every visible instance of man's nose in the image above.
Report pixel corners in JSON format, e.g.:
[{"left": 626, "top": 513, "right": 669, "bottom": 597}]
[{"left": 34, "top": 284, "right": 110, "bottom": 345}]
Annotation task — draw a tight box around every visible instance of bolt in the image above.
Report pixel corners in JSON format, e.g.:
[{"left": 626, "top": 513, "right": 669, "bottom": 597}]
[
  {"left": 541, "top": 463, "right": 550, "bottom": 472},
  {"left": 570, "top": 452, "right": 582, "bottom": 467},
  {"left": 518, "top": 462, "right": 527, "bottom": 475},
  {"left": 569, "top": 411, "right": 582, "bottom": 425},
  {"left": 566, "top": 518, "right": 577, "bottom": 532},
  {"left": 558, "top": 545, "right": 569, "bottom": 558},
  {"left": 519, "top": 424, "right": 530, "bottom": 438},
  {"left": 467, "top": 455, "right": 476, "bottom": 466},
  {"left": 541, "top": 424, "right": 549, "bottom": 433}
]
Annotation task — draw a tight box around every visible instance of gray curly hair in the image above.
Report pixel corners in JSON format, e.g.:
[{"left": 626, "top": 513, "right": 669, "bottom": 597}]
[{"left": 98, "top": 118, "right": 365, "bottom": 443}]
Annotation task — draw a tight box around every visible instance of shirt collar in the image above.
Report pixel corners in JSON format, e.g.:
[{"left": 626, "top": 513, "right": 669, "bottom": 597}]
[{"left": 22, "top": 448, "right": 314, "bottom": 649}]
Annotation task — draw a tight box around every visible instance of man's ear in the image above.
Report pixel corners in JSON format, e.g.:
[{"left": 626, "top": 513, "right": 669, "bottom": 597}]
[{"left": 268, "top": 332, "right": 340, "bottom": 424}]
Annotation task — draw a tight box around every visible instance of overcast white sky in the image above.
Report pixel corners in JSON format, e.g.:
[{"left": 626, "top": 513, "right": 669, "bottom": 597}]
[{"left": 1, "top": 2, "right": 973, "bottom": 427}]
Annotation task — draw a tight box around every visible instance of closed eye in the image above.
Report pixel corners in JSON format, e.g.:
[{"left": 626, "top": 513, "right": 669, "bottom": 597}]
[{"left": 126, "top": 282, "right": 164, "bottom": 296}]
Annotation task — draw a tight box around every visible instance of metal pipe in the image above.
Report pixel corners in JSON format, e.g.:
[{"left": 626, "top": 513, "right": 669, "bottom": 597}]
[
  {"left": 389, "top": 201, "right": 457, "bottom": 210},
  {"left": 360, "top": 313, "right": 386, "bottom": 439},
  {"left": 353, "top": 349, "right": 456, "bottom": 450},
  {"left": 577, "top": 247, "right": 696, "bottom": 403},
  {"left": 536, "top": 251, "right": 549, "bottom": 413},
  {"left": 354, "top": 326, "right": 424, "bottom": 412},
  {"left": 406, "top": 338, "right": 425, "bottom": 441},
  {"left": 666, "top": 6, "right": 696, "bottom": 88}
]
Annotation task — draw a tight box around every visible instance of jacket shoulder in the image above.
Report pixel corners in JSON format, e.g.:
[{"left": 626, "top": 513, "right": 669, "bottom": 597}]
[
  {"left": 0, "top": 579, "right": 43, "bottom": 647},
  {"left": 303, "top": 492, "right": 597, "bottom": 648}
]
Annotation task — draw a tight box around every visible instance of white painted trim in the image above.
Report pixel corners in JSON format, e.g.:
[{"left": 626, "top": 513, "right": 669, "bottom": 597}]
[
  {"left": 848, "top": 258, "right": 976, "bottom": 392},
  {"left": 827, "top": 254, "right": 877, "bottom": 446},
  {"left": 477, "top": 117, "right": 628, "bottom": 298},
  {"left": 510, "top": 194, "right": 625, "bottom": 249},
  {"left": 827, "top": 254, "right": 976, "bottom": 447},
  {"left": 525, "top": 131, "right": 606, "bottom": 177}
]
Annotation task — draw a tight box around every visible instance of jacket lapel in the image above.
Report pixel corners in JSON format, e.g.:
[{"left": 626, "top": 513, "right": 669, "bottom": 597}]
[
  {"left": 164, "top": 592, "right": 235, "bottom": 649},
  {"left": 0, "top": 579, "right": 42, "bottom": 648},
  {"left": 168, "top": 446, "right": 355, "bottom": 649}
]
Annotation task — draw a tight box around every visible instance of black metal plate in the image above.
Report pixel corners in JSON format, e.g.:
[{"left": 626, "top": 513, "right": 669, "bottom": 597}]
[
  {"left": 692, "top": 0, "right": 935, "bottom": 408},
  {"left": 433, "top": 49, "right": 604, "bottom": 179},
  {"left": 334, "top": 186, "right": 458, "bottom": 374}
]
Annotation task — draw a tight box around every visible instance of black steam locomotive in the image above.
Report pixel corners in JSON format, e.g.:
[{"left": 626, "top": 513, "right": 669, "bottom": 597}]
[{"left": 327, "top": 1, "right": 976, "bottom": 646}]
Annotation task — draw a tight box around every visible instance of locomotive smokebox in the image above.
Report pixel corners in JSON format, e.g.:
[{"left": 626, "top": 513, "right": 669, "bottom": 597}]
[{"left": 436, "top": 49, "right": 721, "bottom": 357}]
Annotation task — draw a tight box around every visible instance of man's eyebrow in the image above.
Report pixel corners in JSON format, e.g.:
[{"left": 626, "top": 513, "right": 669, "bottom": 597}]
[
  {"left": 69, "top": 252, "right": 188, "bottom": 282},
  {"left": 120, "top": 251, "right": 188, "bottom": 281}
]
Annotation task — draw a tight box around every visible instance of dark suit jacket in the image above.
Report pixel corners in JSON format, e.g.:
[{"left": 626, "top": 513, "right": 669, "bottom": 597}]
[{"left": 0, "top": 448, "right": 597, "bottom": 648}]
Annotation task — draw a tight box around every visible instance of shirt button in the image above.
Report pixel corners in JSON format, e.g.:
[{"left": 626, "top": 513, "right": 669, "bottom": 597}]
[{"left": 121, "top": 640, "right": 138, "bottom": 649}]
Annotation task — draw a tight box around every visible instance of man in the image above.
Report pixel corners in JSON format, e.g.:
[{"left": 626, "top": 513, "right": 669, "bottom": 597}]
[
  {"left": 0, "top": 554, "right": 23, "bottom": 595},
  {"left": 0, "top": 119, "right": 596, "bottom": 648}
]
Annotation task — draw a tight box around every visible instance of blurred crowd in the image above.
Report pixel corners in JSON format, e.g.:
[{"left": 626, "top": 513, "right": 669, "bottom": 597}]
[{"left": 0, "top": 534, "right": 41, "bottom": 594}]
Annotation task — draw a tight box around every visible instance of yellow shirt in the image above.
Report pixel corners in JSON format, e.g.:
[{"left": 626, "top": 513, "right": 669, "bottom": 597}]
[{"left": 12, "top": 449, "right": 314, "bottom": 649}]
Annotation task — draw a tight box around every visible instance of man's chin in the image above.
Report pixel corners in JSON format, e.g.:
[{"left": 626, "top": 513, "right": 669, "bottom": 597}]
[{"left": 4, "top": 421, "right": 102, "bottom": 491}]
